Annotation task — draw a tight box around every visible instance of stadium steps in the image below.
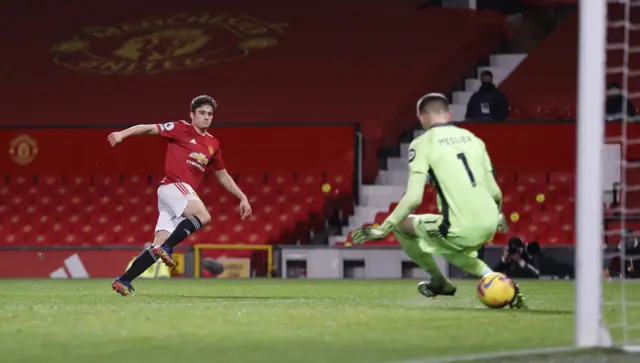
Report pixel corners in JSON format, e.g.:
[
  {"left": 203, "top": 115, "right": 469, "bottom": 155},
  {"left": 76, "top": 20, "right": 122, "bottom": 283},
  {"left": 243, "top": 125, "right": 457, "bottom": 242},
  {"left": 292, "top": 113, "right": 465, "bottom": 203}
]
[
  {"left": 328, "top": 185, "right": 405, "bottom": 245},
  {"left": 328, "top": 53, "right": 528, "bottom": 244},
  {"left": 450, "top": 54, "right": 528, "bottom": 121}
]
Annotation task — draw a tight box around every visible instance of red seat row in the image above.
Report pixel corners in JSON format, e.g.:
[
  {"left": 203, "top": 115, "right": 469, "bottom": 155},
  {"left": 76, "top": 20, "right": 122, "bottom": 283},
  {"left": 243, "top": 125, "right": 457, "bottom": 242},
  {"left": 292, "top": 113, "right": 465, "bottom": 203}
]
[
  {"left": 335, "top": 173, "right": 615, "bottom": 247},
  {"left": 0, "top": 172, "right": 354, "bottom": 246}
]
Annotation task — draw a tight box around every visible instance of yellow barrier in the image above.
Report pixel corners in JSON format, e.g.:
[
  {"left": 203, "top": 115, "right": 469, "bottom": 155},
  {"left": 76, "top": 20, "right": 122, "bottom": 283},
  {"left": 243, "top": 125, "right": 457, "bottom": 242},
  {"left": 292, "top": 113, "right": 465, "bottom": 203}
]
[{"left": 193, "top": 244, "right": 273, "bottom": 278}]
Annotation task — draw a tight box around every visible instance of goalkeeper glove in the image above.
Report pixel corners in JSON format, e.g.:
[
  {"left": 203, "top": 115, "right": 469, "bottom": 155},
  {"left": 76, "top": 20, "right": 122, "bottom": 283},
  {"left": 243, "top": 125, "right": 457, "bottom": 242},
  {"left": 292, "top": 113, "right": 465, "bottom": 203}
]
[
  {"left": 351, "top": 223, "right": 394, "bottom": 245},
  {"left": 497, "top": 213, "right": 509, "bottom": 233}
]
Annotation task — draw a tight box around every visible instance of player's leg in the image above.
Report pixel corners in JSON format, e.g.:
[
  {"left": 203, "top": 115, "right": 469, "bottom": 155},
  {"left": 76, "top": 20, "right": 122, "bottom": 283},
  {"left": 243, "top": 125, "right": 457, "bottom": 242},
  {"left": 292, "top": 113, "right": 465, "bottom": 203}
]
[
  {"left": 112, "top": 186, "right": 175, "bottom": 296},
  {"left": 394, "top": 214, "right": 457, "bottom": 297},
  {"left": 440, "top": 247, "right": 494, "bottom": 278},
  {"left": 153, "top": 182, "right": 211, "bottom": 267},
  {"left": 112, "top": 230, "right": 170, "bottom": 296},
  {"left": 439, "top": 231, "right": 527, "bottom": 309},
  {"left": 395, "top": 216, "right": 447, "bottom": 280}
]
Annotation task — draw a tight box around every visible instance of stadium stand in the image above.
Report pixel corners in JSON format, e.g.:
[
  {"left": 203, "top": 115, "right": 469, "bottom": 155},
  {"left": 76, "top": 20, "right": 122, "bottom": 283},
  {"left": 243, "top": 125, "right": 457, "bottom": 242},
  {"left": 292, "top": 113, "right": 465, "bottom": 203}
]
[
  {"left": 0, "top": 0, "right": 508, "bottom": 184},
  {"left": 335, "top": 172, "right": 578, "bottom": 247},
  {"left": 499, "top": 4, "right": 640, "bottom": 119},
  {"left": 0, "top": 172, "right": 348, "bottom": 248},
  {"left": 3, "top": 0, "right": 602, "bottom": 263}
]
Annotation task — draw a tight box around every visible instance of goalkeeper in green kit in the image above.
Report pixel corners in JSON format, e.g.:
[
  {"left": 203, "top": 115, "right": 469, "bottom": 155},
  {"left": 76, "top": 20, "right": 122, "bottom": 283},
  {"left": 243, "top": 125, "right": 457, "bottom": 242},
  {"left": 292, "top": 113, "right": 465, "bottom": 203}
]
[{"left": 351, "top": 93, "right": 526, "bottom": 309}]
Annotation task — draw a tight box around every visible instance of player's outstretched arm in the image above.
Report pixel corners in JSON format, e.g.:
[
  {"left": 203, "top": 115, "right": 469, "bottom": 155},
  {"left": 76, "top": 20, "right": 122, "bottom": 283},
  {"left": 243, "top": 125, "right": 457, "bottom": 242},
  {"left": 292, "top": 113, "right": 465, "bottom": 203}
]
[
  {"left": 384, "top": 172, "right": 427, "bottom": 228},
  {"left": 214, "top": 170, "right": 252, "bottom": 219},
  {"left": 352, "top": 172, "right": 427, "bottom": 245},
  {"left": 107, "top": 124, "right": 159, "bottom": 146}
]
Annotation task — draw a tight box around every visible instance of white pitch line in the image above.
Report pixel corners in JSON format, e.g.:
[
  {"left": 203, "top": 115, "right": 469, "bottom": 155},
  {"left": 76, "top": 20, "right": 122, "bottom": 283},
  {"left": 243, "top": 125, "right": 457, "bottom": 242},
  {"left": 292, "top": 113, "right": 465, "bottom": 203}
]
[{"left": 384, "top": 346, "right": 579, "bottom": 363}]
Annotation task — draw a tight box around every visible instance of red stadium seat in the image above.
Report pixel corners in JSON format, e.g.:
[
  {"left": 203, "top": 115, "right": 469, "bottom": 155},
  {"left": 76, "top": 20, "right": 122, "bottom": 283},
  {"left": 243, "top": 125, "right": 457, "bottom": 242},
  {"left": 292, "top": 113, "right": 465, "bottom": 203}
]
[
  {"left": 95, "top": 175, "right": 120, "bottom": 189},
  {"left": 9, "top": 175, "right": 34, "bottom": 191},
  {"left": 266, "top": 173, "right": 295, "bottom": 190},
  {"left": 260, "top": 222, "right": 280, "bottom": 244},
  {"left": 3, "top": 233, "right": 17, "bottom": 245},
  {"left": 236, "top": 174, "right": 265, "bottom": 194},
  {"left": 229, "top": 223, "right": 251, "bottom": 244},
  {"left": 273, "top": 194, "right": 289, "bottom": 211},
  {"left": 78, "top": 225, "right": 96, "bottom": 244},
  {"left": 216, "top": 232, "right": 233, "bottom": 244},
  {"left": 518, "top": 173, "right": 547, "bottom": 186},
  {"left": 256, "top": 184, "right": 277, "bottom": 198},
  {"left": 501, "top": 193, "right": 517, "bottom": 212},
  {"left": 33, "top": 233, "right": 50, "bottom": 245},
  {"left": 0, "top": 185, "right": 10, "bottom": 204},
  {"left": 122, "top": 174, "right": 148, "bottom": 188},
  {"left": 123, "top": 195, "right": 144, "bottom": 210},
  {"left": 113, "top": 185, "right": 127, "bottom": 199},
  {"left": 325, "top": 172, "right": 352, "bottom": 196},
  {"left": 298, "top": 172, "right": 324, "bottom": 191},
  {"left": 68, "top": 175, "right": 90, "bottom": 187},
  {"left": 37, "top": 174, "right": 64, "bottom": 189},
  {"left": 549, "top": 172, "right": 574, "bottom": 186},
  {"left": 258, "top": 204, "right": 278, "bottom": 223},
  {"left": 246, "top": 232, "right": 262, "bottom": 245},
  {"left": 120, "top": 235, "right": 139, "bottom": 245},
  {"left": 0, "top": 205, "right": 9, "bottom": 224},
  {"left": 277, "top": 213, "right": 296, "bottom": 244}
]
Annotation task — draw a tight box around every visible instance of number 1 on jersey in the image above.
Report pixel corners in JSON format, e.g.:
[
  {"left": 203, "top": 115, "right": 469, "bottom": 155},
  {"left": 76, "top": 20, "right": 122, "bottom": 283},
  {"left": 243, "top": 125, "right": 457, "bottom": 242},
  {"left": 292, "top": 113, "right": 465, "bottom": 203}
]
[{"left": 456, "top": 152, "right": 476, "bottom": 187}]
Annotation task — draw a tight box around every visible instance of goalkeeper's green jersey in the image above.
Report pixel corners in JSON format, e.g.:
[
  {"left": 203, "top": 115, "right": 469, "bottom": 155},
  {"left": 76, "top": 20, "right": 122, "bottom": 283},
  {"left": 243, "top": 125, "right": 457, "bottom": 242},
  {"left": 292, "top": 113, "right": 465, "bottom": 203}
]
[{"left": 406, "top": 123, "right": 502, "bottom": 233}]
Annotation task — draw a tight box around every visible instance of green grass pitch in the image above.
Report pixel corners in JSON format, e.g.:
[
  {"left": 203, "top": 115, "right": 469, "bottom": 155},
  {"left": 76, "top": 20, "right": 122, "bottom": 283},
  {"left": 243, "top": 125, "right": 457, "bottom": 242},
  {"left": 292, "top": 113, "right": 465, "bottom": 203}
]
[{"left": 1, "top": 279, "right": 639, "bottom": 363}]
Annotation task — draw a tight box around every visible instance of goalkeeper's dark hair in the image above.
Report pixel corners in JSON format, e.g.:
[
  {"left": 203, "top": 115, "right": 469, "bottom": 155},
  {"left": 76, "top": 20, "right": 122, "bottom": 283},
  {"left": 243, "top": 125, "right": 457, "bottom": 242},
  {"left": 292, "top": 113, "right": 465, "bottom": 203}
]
[
  {"left": 191, "top": 95, "right": 217, "bottom": 112},
  {"left": 416, "top": 93, "right": 450, "bottom": 115}
]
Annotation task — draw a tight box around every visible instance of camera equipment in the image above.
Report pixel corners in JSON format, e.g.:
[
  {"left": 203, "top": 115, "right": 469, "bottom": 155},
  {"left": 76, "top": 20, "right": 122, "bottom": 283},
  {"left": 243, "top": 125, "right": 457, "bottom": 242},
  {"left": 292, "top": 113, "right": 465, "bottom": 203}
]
[{"left": 507, "top": 237, "right": 524, "bottom": 255}]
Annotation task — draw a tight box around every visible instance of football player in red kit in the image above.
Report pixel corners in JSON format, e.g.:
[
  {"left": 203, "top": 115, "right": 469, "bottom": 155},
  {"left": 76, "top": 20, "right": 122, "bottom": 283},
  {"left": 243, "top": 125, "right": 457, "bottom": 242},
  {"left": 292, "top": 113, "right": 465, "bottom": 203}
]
[{"left": 107, "top": 95, "right": 252, "bottom": 296}]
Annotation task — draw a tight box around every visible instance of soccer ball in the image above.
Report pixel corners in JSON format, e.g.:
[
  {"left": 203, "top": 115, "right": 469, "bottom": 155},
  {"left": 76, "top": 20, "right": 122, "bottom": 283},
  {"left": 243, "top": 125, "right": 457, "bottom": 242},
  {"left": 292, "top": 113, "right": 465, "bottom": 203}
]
[{"left": 477, "top": 272, "right": 516, "bottom": 309}]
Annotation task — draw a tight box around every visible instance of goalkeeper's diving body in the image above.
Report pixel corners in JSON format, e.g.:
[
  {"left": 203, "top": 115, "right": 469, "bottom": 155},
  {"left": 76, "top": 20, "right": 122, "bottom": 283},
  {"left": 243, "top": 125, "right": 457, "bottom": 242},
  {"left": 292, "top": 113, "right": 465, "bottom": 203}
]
[{"left": 351, "top": 93, "right": 526, "bottom": 309}]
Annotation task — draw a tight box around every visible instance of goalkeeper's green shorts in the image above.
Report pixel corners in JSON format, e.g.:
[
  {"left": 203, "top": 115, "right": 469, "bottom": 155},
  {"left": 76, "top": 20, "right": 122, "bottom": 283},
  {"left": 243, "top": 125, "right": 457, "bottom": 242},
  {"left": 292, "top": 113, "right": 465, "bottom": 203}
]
[{"left": 407, "top": 213, "right": 497, "bottom": 257}]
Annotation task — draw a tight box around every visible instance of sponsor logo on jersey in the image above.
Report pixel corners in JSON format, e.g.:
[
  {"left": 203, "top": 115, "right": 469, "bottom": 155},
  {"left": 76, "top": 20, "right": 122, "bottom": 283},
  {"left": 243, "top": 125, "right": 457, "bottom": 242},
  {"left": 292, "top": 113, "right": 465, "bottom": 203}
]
[
  {"left": 50, "top": 13, "right": 287, "bottom": 75},
  {"left": 188, "top": 152, "right": 209, "bottom": 171},
  {"left": 189, "top": 152, "right": 209, "bottom": 165},
  {"left": 9, "top": 134, "right": 39, "bottom": 166}
]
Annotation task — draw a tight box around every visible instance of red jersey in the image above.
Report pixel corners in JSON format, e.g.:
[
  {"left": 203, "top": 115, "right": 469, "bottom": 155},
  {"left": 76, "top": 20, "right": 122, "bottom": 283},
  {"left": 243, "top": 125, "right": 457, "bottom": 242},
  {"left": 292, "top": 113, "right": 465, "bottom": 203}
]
[{"left": 155, "top": 121, "right": 226, "bottom": 190}]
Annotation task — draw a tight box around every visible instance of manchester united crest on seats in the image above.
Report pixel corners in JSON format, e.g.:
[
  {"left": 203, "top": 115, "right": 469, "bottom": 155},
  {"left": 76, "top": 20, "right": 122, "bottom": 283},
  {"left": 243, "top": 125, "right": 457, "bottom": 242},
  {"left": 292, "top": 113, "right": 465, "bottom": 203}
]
[
  {"left": 9, "top": 134, "right": 39, "bottom": 166},
  {"left": 50, "top": 13, "right": 287, "bottom": 75}
]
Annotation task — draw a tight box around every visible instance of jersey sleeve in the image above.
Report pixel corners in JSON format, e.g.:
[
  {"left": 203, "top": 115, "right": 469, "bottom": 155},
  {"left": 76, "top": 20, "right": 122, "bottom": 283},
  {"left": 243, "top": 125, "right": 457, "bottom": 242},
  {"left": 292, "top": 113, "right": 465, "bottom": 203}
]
[
  {"left": 384, "top": 138, "right": 429, "bottom": 226},
  {"left": 156, "top": 121, "right": 186, "bottom": 140},
  {"left": 407, "top": 138, "right": 430, "bottom": 176}
]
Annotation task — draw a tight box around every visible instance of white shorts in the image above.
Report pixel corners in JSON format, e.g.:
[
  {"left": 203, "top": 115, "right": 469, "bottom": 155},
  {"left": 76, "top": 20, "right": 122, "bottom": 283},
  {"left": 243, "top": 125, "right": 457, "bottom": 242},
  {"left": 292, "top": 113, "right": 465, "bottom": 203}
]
[{"left": 155, "top": 182, "right": 200, "bottom": 234}]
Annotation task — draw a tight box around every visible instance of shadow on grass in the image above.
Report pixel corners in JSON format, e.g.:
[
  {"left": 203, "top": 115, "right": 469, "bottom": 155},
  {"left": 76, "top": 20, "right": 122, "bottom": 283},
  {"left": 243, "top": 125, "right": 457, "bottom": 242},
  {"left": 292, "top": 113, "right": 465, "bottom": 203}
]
[{"left": 428, "top": 306, "right": 573, "bottom": 316}]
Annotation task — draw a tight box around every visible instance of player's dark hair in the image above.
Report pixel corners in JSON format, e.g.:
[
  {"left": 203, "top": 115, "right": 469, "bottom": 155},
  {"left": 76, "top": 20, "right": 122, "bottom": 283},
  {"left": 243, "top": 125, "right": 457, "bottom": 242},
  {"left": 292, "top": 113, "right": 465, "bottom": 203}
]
[
  {"left": 190, "top": 95, "right": 217, "bottom": 113},
  {"left": 416, "top": 93, "right": 450, "bottom": 115}
]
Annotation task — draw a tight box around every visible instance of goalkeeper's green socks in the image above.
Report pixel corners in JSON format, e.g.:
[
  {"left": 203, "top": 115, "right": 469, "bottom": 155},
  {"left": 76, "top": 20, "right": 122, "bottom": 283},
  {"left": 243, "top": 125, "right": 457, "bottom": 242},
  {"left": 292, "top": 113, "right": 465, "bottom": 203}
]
[
  {"left": 443, "top": 252, "right": 493, "bottom": 278},
  {"left": 393, "top": 229, "right": 444, "bottom": 279}
]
